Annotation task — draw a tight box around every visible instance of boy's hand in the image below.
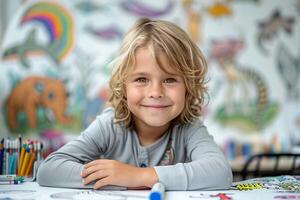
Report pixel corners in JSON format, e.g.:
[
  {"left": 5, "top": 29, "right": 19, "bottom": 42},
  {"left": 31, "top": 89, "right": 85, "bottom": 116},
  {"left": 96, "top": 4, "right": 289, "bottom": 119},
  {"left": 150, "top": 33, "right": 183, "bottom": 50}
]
[{"left": 80, "top": 159, "right": 158, "bottom": 189}]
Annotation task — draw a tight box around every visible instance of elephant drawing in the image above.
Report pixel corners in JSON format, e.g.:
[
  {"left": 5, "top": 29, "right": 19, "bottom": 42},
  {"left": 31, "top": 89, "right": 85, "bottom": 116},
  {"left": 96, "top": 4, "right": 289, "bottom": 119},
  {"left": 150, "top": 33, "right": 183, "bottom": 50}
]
[{"left": 5, "top": 76, "right": 73, "bottom": 130}]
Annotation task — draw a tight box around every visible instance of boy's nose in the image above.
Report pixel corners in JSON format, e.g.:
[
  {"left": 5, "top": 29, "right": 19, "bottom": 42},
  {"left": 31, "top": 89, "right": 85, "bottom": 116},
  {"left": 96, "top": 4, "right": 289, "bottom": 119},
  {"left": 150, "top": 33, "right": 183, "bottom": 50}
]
[{"left": 148, "top": 83, "right": 164, "bottom": 98}]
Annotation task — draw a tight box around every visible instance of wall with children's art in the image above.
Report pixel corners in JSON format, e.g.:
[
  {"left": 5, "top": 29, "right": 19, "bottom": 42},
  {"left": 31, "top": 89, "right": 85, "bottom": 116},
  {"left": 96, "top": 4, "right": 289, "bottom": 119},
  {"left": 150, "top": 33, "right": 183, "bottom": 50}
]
[{"left": 0, "top": 0, "right": 299, "bottom": 162}]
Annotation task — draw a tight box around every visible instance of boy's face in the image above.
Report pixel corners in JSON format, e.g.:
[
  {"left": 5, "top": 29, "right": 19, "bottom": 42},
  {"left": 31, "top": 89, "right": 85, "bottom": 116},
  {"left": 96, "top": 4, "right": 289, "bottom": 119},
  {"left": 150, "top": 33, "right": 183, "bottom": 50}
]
[{"left": 125, "top": 47, "right": 186, "bottom": 132}]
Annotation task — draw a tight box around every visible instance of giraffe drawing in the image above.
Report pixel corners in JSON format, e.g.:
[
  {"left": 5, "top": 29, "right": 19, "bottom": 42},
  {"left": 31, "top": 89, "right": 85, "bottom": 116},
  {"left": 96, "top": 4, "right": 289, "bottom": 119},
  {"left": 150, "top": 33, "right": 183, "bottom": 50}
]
[{"left": 210, "top": 38, "right": 278, "bottom": 132}]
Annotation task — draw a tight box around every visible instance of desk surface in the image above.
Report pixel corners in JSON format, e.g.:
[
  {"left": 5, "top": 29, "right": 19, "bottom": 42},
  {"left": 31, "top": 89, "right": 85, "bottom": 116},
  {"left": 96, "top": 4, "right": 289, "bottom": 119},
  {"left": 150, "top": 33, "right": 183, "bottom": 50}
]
[{"left": 1, "top": 176, "right": 300, "bottom": 200}]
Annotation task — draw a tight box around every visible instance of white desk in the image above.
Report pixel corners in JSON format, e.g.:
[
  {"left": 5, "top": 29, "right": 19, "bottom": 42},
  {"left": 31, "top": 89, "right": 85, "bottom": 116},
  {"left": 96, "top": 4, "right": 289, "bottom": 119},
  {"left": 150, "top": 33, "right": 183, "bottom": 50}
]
[{"left": 1, "top": 176, "right": 300, "bottom": 200}]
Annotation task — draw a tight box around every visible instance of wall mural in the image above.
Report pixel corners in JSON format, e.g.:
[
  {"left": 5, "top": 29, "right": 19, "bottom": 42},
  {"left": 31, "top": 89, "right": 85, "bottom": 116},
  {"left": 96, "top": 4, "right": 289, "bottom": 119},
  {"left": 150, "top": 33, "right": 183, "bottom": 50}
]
[{"left": 0, "top": 0, "right": 299, "bottom": 161}]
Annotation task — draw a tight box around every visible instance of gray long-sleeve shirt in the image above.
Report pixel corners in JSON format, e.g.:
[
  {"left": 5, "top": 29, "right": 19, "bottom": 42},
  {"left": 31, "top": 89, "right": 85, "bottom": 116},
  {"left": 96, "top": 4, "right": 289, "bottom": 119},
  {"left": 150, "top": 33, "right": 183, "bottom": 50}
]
[{"left": 37, "top": 108, "right": 232, "bottom": 190}]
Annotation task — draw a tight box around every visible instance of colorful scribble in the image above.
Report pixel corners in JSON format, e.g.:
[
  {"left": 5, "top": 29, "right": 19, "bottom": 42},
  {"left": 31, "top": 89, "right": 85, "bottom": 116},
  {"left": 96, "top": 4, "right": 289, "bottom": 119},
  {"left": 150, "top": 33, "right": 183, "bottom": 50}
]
[
  {"left": 235, "top": 183, "right": 263, "bottom": 191},
  {"left": 120, "top": 0, "right": 174, "bottom": 17},
  {"left": 257, "top": 9, "right": 295, "bottom": 54}
]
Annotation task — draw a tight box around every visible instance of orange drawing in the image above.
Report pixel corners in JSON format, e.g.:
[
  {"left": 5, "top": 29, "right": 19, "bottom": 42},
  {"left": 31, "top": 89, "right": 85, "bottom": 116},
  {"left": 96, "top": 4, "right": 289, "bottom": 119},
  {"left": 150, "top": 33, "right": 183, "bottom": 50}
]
[
  {"left": 6, "top": 76, "right": 73, "bottom": 130},
  {"left": 206, "top": 2, "right": 232, "bottom": 18}
]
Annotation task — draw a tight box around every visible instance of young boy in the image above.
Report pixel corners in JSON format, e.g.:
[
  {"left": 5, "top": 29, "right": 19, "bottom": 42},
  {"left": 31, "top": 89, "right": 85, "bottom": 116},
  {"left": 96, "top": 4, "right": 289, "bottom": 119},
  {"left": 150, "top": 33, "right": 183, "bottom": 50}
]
[{"left": 37, "top": 18, "right": 232, "bottom": 190}]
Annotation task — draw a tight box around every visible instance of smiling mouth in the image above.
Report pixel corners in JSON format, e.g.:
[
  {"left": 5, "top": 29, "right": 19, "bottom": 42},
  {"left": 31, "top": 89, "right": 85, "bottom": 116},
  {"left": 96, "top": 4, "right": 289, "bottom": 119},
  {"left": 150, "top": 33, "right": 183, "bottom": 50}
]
[{"left": 142, "top": 105, "right": 170, "bottom": 108}]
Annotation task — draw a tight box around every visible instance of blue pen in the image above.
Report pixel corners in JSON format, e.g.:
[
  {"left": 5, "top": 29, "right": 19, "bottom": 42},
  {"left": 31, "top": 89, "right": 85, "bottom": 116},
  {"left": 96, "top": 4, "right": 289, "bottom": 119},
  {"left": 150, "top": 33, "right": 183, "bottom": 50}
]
[
  {"left": 149, "top": 182, "right": 165, "bottom": 200},
  {"left": 0, "top": 139, "right": 4, "bottom": 174}
]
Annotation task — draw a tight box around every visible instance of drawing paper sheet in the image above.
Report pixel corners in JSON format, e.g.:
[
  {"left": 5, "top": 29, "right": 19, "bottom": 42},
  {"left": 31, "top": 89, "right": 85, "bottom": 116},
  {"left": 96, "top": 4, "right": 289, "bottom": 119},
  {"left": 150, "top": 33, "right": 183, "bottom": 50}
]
[{"left": 1, "top": 176, "right": 300, "bottom": 200}]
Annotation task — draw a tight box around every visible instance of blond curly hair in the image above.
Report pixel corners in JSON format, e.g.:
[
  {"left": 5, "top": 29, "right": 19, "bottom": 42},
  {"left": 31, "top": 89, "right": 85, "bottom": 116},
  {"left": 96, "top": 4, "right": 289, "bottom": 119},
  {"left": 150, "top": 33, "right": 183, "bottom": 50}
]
[{"left": 108, "top": 18, "right": 208, "bottom": 128}]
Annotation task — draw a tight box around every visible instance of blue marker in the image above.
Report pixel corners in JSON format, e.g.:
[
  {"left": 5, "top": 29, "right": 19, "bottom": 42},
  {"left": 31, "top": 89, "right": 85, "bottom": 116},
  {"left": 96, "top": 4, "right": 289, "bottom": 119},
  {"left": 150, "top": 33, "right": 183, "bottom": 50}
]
[{"left": 149, "top": 182, "right": 165, "bottom": 200}]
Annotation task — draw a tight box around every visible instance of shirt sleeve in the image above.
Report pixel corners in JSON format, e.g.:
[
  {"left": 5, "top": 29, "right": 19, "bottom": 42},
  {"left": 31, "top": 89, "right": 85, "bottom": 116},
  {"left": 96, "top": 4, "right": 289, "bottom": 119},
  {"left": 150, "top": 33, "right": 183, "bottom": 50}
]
[
  {"left": 153, "top": 122, "right": 233, "bottom": 190},
  {"left": 36, "top": 115, "right": 125, "bottom": 190}
]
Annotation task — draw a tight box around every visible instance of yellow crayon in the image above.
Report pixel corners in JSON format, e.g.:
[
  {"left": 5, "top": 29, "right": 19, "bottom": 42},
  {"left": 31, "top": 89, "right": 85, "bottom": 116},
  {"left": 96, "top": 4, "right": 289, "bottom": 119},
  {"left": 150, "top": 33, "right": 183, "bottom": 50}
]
[
  {"left": 18, "top": 144, "right": 26, "bottom": 175},
  {"left": 20, "top": 146, "right": 31, "bottom": 176},
  {"left": 25, "top": 151, "right": 36, "bottom": 176}
]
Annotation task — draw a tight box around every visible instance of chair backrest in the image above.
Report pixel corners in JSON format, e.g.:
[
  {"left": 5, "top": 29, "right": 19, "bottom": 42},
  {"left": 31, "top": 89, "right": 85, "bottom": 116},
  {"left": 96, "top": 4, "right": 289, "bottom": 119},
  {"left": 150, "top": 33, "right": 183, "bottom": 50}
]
[{"left": 241, "top": 153, "right": 300, "bottom": 180}]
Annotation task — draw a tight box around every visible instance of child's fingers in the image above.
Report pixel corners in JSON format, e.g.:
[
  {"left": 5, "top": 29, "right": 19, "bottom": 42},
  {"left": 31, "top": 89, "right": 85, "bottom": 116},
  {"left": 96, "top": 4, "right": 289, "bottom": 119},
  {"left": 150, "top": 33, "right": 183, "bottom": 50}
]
[
  {"left": 81, "top": 164, "right": 106, "bottom": 177},
  {"left": 83, "top": 160, "right": 99, "bottom": 169},
  {"left": 84, "top": 159, "right": 110, "bottom": 169},
  {"left": 93, "top": 177, "right": 110, "bottom": 189},
  {"left": 82, "top": 170, "right": 108, "bottom": 185}
]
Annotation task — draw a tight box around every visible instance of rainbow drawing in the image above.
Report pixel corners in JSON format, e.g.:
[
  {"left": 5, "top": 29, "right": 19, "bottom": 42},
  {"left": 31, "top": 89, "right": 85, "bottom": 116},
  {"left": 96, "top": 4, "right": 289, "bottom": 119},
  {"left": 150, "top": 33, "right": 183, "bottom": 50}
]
[{"left": 20, "top": 1, "right": 74, "bottom": 62}]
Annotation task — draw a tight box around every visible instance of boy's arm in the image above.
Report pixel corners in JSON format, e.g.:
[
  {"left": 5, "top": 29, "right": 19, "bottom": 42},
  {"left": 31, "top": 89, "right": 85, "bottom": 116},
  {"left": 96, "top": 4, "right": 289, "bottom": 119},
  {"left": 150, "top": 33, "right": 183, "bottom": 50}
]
[
  {"left": 80, "top": 159, "right": 158, "bottom": 189},
  {"left": 153, "top": 125, "right": 233, "bottom": 191},
  {"left": 36, "top": 118, "right": 117, "bottom": 189}
]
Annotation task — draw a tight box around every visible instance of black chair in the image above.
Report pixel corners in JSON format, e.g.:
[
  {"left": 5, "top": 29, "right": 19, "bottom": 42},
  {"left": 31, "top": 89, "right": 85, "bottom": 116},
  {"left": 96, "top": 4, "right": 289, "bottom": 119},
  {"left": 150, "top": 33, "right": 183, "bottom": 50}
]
[{"left": 240, "top": 153, "right": 300, "bottom": 180}]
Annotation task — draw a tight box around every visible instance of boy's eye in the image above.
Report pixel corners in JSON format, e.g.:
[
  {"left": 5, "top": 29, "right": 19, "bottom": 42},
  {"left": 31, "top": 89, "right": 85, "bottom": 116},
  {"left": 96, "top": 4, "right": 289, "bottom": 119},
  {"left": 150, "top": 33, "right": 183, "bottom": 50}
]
[
  {"left": 163, "top": 78, "right": 177, "bottom": 83},
  {"left": 135, "top": 77, "right": 148, "bottom": 83}
]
